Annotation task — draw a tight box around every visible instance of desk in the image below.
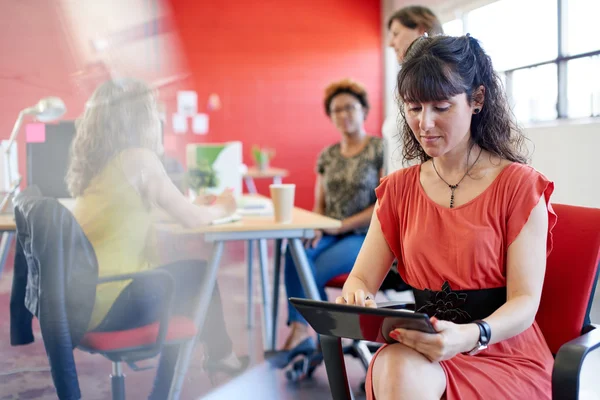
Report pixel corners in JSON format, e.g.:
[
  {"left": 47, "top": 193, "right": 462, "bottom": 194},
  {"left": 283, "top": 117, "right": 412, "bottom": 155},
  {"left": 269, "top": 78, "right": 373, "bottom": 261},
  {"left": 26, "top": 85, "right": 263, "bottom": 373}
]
[
  {"left": 160, "top": 200, "right": 340, "bottom": 400},
  {"left": 0, "top": 214, "right": 16, "bottom": 231},
  {"left": 0, "top": 214, "right": 15, "bottom": 278},
  {"left": 0, "top": 199, "right": 76, "bottom": 278},
  {"left": 243, "top": 167, "right": 289, "bottom": 194},
  {"left": 0, "top": 197, "right": 340, "bottom": 400}
]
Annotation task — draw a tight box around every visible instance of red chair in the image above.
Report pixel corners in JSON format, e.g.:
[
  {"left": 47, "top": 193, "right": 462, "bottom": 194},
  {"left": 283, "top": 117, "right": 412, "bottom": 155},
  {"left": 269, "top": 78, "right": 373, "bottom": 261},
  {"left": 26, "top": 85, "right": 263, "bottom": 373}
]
[
  {"left": 316, "top": 203, "right": 600, "bottom": 400},
  {"left": 77, "top": 270, "right": 198, "bottom": 400}
]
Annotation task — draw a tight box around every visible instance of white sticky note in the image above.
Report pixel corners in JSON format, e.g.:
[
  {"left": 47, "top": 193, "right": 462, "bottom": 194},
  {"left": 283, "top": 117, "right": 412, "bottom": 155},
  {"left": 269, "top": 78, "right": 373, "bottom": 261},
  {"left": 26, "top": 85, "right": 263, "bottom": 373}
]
[
  {"left": 157, "top": 101, "right": 167, "bottom": 122},
  {"left": 192, "top": 113, "right": 209, "bottom": 135},
  {"left": 172, "top": 113, "right": 188, "bottom": 134},
  {"left": 177, "top": 91, "right": 198, "bottom": 116}
]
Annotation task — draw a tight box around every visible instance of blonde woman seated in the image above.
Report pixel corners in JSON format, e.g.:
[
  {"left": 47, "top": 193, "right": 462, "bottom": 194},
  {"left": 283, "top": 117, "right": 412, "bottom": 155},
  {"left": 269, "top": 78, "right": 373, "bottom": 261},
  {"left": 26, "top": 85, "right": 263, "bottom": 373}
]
[{"left": 67, "top": 79, "right": 247, "bottom": 399}]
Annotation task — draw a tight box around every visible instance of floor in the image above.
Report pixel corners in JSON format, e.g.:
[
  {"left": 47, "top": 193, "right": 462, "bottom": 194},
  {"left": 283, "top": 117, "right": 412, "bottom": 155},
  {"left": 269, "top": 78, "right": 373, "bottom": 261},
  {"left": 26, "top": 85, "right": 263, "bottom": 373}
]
[
  {"left": 0, "top": 240, "right": 369, "bottom": 400},
  {"left": 1, "top": 238, "right": 599, "bottom": 399}
]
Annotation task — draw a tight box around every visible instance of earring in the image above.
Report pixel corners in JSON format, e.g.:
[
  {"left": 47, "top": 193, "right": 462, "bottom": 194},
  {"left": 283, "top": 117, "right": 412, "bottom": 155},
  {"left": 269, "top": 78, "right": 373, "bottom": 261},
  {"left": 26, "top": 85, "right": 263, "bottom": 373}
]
[{"left": 474, "top": 108, "right": 481, "bottom": 114}]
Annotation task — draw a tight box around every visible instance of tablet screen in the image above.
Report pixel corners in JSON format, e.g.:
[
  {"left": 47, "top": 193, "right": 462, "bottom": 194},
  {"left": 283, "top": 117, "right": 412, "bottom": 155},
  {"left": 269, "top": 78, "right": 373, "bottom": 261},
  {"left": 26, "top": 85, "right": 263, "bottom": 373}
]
[{"left": 290, "top": 298, "right": 436, "bottom": 344}]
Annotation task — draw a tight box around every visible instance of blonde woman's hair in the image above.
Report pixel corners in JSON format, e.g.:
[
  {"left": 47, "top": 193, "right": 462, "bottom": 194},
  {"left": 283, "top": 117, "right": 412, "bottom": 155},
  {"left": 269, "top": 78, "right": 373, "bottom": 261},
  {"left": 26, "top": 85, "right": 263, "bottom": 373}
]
[{"left": 66, "top": 78, "right": 162, "bottom": 196}]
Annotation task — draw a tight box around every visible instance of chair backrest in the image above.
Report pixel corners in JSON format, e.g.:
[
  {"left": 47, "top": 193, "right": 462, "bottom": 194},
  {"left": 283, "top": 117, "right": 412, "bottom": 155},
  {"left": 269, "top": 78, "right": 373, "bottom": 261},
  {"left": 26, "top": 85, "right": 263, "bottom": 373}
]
[
  {"left": 14, "top": 188, "right": 99, "bottom": 343},
  {"left": 13, "top": 187, "right": 99, "bottom": 400},
  {"left": 536, "top": 204, "right": 600, "bottom": 354}
]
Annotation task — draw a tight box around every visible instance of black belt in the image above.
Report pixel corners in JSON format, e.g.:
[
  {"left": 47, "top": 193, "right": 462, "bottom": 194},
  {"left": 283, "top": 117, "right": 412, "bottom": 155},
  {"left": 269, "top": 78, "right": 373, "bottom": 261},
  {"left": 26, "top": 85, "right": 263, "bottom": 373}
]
[{"left": 413, "top": 281, "right": 506, "bottom": 324}]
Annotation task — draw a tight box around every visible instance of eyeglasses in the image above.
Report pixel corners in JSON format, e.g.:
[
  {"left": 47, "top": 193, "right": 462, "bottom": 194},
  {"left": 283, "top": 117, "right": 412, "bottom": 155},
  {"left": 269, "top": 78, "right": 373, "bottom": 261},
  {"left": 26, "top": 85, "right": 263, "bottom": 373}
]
[{"left": 330, "top": 104, "right": 361, "bottom": 116}]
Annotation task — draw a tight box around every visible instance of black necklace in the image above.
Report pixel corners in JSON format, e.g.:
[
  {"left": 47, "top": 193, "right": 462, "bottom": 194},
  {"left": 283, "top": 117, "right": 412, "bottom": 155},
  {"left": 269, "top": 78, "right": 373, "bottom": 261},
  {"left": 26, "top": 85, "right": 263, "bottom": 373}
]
[{"left": 431, "top": 148, "right": 483, "bottom": 208}]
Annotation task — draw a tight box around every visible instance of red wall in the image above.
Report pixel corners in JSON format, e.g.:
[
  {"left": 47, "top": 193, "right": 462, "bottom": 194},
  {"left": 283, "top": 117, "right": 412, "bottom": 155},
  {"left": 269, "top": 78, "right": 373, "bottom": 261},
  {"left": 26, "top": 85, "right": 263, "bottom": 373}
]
[
  {"left": 167, "top": 0, "right": 383, "bottom": 209},
  {"left": 0, "top": 1, "right": 382, "bottom": 210},
  {"left": 0, "top": 2, "right": 87, "bottom": 187}
]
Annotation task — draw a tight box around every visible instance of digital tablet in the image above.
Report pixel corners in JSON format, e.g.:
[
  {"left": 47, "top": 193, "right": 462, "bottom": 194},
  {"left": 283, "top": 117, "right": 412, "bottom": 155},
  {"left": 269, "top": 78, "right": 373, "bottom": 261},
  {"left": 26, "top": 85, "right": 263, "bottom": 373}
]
[{"left": 290, "top": 297, "right": 436, "bottom": 344}]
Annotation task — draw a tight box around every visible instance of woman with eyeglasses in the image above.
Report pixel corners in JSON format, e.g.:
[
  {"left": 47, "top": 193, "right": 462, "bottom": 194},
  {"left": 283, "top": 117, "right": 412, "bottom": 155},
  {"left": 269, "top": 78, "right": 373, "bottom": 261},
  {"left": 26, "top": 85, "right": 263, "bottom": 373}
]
[{"left": 272, "top": 78, "right": 384, "bottom": 364}]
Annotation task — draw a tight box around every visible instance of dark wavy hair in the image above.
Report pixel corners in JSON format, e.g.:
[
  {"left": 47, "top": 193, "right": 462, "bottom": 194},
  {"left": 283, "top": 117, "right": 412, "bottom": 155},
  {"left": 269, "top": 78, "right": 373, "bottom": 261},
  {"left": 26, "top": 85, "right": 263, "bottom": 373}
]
[{"left": 397, "top": 34, "right": 528, "bottom": 164}]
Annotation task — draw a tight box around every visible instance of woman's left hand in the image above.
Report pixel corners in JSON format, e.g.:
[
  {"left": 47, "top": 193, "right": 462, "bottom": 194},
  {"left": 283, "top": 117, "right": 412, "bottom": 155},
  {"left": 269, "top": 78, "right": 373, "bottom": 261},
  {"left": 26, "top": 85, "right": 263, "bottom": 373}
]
[
  {"left": 389, "top": 317, "right": 480, "bottom": 362},
  {"left": 322, "top": 227, "right": 341, "bottom": 236},
  {"left": 323, "top": 221, "right": 346, "bottom": 236}
]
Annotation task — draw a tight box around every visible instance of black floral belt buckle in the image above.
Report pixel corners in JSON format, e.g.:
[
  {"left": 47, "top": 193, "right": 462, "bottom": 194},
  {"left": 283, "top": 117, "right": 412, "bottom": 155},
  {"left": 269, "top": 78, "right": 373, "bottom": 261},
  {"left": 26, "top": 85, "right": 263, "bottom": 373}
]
[{"left": 414, "top": 281, "right": 471, "bottom": 323}]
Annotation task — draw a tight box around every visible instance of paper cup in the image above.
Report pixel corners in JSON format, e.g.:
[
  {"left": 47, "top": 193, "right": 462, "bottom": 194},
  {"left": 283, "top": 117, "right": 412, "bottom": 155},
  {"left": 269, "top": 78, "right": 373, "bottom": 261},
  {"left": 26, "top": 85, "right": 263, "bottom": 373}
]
[{"left": 269, "top": 184, "right": 295, "bottom": 223}]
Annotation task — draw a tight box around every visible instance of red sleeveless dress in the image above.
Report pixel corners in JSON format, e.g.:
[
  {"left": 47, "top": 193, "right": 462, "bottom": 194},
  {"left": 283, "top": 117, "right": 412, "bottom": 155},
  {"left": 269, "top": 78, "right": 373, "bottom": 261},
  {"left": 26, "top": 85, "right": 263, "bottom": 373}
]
[{"left": 366, "top": 162, "right": 557, "bottom": 399}]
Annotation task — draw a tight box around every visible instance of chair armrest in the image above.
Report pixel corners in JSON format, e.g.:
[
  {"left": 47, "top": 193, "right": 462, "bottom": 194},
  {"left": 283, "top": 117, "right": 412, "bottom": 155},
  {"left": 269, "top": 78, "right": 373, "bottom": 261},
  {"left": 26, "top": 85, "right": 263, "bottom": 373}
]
[
  {"left": 96, "top": 269, "right": 175, "bottom": 356},
  {"left": 552, "top": 326, "right": 600, "bottom": 400},
  {"left": 320, "top": 335, "right": 355, "bottom": 400},
  {"left": 378, "top": 301, "right": 415, "bottom": 311}
]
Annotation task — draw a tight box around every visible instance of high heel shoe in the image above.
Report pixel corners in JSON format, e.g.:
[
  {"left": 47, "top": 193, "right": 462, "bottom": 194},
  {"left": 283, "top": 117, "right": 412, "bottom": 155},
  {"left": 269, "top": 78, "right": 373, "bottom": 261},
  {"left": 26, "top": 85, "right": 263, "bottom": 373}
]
[
  {"left": 203, "top": 354, "right": 250, "bottom": 385},
  {"left": 264, "top": 337, "right": 317, "bottom": 369}
]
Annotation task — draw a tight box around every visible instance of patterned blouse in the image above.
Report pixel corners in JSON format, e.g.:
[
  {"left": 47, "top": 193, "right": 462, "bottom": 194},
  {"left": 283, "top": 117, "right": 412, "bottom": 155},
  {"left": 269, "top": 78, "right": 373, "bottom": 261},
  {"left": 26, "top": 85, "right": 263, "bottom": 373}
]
[{"left": 316, "top": 136, "right": 384, "bottom": 234}]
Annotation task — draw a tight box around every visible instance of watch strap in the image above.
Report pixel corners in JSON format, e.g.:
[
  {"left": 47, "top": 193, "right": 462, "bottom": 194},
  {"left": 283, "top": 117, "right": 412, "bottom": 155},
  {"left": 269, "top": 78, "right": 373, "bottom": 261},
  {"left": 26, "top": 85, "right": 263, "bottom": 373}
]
[{"left": 473, "top": 319, "right": 491, "bottom": 346}]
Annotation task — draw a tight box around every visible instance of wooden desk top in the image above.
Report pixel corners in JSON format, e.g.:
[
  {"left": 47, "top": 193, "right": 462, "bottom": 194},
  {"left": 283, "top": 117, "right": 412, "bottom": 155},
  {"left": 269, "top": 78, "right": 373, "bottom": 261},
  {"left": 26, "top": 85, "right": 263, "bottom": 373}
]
[
  {"left": 0, "top": 196, "right": 341, "bottom": 235},
  {"left": 156, "top": 204, "right": 341, "bottom": 234},
  {"left": 244, "top": 167, "right": 289, "bottom": 179},
  {"left": 0, "top": 214, "right": 16, "bottom": 231},
  {"left": 0, "top": 198, "right": 76, "bottom": 232}
]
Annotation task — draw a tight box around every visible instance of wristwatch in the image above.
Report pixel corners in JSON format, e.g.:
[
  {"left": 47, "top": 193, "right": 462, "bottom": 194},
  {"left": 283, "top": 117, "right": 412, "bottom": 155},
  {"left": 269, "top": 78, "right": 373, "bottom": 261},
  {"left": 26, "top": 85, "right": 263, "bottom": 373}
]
[{"left": 463, "top": 320, "right": 491, "bottom": 356}]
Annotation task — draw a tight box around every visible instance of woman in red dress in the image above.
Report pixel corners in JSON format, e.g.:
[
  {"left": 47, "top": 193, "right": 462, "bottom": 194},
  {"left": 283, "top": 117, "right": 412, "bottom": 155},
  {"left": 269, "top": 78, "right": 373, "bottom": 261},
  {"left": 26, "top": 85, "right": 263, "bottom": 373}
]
[{"left": 337, "top": 34, "right": 557, "bottom": 399}]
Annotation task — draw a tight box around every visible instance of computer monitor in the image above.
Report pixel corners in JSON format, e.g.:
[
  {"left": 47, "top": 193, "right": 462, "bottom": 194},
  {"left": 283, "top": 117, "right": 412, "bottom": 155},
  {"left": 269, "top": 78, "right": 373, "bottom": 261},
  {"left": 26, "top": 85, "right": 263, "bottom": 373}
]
[
  {"left": 26, "top": 121, "right": 166, "bottom": 198},
  {"left": 26, "top": 121, "right": 75, "bottom": 198}
]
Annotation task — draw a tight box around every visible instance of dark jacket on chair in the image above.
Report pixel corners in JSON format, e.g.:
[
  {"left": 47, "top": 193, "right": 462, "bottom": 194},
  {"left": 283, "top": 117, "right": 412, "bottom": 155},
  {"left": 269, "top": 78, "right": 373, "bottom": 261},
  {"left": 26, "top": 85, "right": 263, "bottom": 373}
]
[{"left": 10, "top": 187, "right": 98, "bottom": 400}]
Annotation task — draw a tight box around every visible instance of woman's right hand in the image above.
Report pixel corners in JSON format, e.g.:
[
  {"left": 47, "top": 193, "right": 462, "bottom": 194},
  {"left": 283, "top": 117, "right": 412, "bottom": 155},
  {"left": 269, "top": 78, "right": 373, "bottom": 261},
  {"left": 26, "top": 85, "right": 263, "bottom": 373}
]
[
  {"left": 335, "top": 289, "right": 377, "bottom": 308},
  {"left": 213, "top": 190, "right": 237, "bottom": 217}
]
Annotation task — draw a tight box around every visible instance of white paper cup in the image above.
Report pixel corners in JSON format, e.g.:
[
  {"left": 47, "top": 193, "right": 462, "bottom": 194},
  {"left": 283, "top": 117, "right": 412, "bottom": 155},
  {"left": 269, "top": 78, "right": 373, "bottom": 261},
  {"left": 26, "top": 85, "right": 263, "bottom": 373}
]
[{"left": 269, "top": 184, "right": 295, "bottom": 223}]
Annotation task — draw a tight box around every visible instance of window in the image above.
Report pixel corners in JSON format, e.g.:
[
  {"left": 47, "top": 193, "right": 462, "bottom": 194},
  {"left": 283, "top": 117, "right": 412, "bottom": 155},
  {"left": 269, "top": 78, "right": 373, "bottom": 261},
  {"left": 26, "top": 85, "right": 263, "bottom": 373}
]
[
  {"left": 466, "top": 0, "right": 557, "bottom": 72},
  {"left": 566, "top": 0, "right": 600, "bottom": 56},
  {"left": 442, "top": 19, "right": 463, "bottom": 37},
  {"left": 512, "top": 64, "right": 558, "bottom": 122},
  {"left": 443, "top": 0, "right": 600, "bottom": 123},
  {"left": 567, "top": 56, "right": 600, "bottom": 118}
]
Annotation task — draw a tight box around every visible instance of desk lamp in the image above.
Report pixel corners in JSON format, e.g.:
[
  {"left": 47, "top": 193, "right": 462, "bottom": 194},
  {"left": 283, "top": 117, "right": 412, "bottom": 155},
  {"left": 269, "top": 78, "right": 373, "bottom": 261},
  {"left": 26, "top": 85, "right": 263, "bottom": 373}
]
[{"left": 0, "top": 97, "right": 66, "bottom": 212}]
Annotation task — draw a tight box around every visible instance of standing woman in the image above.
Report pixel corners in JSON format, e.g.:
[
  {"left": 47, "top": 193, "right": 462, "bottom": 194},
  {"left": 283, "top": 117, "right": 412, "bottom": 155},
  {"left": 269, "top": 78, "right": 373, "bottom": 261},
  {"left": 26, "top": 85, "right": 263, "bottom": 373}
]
[{"left": 383, "top": 6, "right": 444, "bottom": 173}]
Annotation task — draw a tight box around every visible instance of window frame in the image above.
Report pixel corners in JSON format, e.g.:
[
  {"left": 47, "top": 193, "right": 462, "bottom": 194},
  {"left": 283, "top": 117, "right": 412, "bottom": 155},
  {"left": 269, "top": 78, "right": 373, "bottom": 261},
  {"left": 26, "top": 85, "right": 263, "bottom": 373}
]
[{"left": 446, "top": 0, "right": 600, "bottom": 122}]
